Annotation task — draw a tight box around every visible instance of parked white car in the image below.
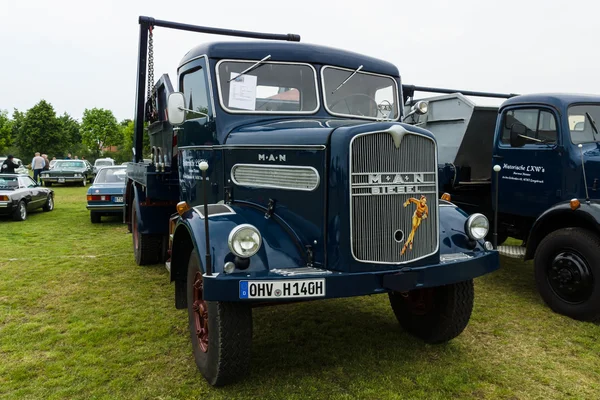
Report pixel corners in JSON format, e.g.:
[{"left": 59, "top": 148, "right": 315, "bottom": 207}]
[
  {"left": 0, "top": 157, "right": 29, "bottom": 174},
  {"left": 93, "top": 158, "right": 115, "bottom": 176}
]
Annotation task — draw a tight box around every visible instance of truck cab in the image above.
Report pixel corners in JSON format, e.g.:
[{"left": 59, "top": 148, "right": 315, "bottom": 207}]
[
  {"left": 125, "top": 17, "right": 500, "bottom": 387},
  {"left": 408, "top": 90, "right": 600, "bottom": 322}
]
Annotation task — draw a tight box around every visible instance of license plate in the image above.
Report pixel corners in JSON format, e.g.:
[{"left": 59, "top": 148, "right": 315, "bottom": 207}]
[
  {"left": 113, "top": 196, "right": 123, "bottom": 203},
  {"left": 58, "top": 178, "right": 65, "bottom": 183},
  {"left": 239, "top": 279, "right": 325, "bottom": 299}
]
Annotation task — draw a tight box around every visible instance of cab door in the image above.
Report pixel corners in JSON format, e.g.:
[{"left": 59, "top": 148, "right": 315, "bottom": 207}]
[{"left": 492, "top": 106, "right": 564, "bottom": 218}]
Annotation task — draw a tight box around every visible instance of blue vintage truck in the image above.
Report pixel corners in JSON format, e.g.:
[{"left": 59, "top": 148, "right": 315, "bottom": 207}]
[
  {"left": 403, "top": 86, "right": 600, "bottom": 322},
  {"left": 124, "top": 16, "right": 500, "bottom": 386}
]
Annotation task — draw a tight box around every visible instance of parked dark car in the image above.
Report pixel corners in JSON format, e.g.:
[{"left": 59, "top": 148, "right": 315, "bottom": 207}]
[
  {"left": 0, "top": 174, "right": 54, "bottom": 221},
  {"left": 41, "top": 160, "right": 93, "bottom": 186},
  {"left": 86, "top": 166, "right": 127, "bottom": 223}
]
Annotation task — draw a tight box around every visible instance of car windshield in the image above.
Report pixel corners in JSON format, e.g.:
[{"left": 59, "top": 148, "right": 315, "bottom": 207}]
[
  {"left": 0, "top": 176, "right": 19, "bottom": 190},
  {"left": 569, "top": 104, "right": 600, "bottom": 144},
  {"left": 322, "top": 66, "right": 399, "bottom": 120},
  {"left": 54, "top": 161, "right": 85, "bottom": 169},
  {"left": 94, "top": 167, "right": 126, "bottom": 183},
  {"left": 217, "top": 61, "right": 318, "bottom": 114},
  {"left": 95, "top": 160, "right": 113, "bottom": 166}
]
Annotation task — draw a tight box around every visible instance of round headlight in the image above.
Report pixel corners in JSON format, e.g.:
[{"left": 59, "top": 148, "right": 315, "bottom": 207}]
[
  {"left": 228, "top": 224, "right": 262, "bottom": 258},
  {"left": 465, "top": 213, "right": 489, "bottom": 241},
  {"left": 415, "top": 100, "right": 428, "bottom": 115}
]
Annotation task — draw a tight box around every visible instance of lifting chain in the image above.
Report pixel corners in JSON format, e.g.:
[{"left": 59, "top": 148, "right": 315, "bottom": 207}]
[{"left": 145, "top": 25, "right": 158, "bottom": 122}]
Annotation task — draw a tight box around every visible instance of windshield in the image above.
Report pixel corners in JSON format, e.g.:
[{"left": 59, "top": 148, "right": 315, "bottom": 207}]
[
  {"left": 95, "top": 160, "right": 113, "bottom": 166},
  {"left": 54, "top": 161, "right": 85, "bottom": 169},
  {"left": 94, "top": 167, "right": 126, "bottom": 184},
  {"left": 569, "top": 104, "right": 600, "bottom": 144},
  {"left": 0, "top": 176, "right": 18, "bottom": 190},
  {"left": 217, "top": 61, "right": 319, "bottom": 114},
  {"left": 322, "top": 66, "right": 399, "bottom": 120}
]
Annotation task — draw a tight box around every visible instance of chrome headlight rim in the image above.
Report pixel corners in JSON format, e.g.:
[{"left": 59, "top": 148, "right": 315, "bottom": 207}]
[
  {"left": 465, "top": 213, "right": 489, "bottom": 241},
  {"left": 227, "top": 224, "right": 262, "bottom": 258}
]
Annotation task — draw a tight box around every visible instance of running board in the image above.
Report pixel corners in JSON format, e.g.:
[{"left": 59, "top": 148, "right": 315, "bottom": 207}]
[{"left": 497, "top": 245, "right": 526, "bottom": 259}]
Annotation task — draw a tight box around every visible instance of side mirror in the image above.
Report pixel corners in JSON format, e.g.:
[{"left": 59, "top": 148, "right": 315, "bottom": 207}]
[
  {"left": 509, "top": 123, "right": 527, "bottom": 147},
  {"left": 167, "top": 92, "right": 186, "bottom": 126}
]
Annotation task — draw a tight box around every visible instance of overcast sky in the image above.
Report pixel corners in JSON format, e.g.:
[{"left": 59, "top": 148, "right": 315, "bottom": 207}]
[{"left": 2, "top": 0, "right": 598, "bottom": 122}]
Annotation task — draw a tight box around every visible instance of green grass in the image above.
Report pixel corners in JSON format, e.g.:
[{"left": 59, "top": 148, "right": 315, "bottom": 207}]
[{"left": 1, "top": 186, "right": 599, "bottom": 399}]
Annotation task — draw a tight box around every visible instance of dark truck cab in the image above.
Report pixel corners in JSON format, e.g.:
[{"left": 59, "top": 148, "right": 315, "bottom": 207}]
[
  {"left": 407, "top": 88, "right": 600, "bottom": 322},
  {"left": 124, "top": 17, "right": 499, "bottom": 386}
]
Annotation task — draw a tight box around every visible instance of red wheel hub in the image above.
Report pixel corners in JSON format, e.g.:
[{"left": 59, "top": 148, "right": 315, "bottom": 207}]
[{"left": 192, "top": 272, "right": 209, "bottom": 353}]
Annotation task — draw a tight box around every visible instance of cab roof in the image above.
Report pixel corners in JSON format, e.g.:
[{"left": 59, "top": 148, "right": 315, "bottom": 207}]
[
  {"left": 501, "top": 93, "right": 600, "bottom": 111},
  {"left": 178, "top": 41, "right": 399, "bottom": 77}
]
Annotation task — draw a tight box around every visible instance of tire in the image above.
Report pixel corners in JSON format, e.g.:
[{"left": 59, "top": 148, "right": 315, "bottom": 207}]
[
  {"left": 44, "top": 182, "right": 52, "bottom": 187},
  {"left": 42, "top": 194, "right": 54, "bottom": 212},
  {"left": 534, "top": 227, "right": 600, "bottom": 321},
  {"left": 186, "top": 250, "right": 252, "bottom": 386},
  {"left": 131, "top": 204, "right": 163, "bottom": 265},
  {"left": 12, "top": 200, "right": 27, "bottom": 221},
  {"left": 388, "top": 280, "right": 474, "bottom": 344},
  {"left": 81, "top": 176, "right": 87, "bottom": 187},
  {"left": 90, "top": 212, "right": 101, "bottom": 223}
]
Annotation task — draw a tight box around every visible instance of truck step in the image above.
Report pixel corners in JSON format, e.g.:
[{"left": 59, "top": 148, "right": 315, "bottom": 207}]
[{"left": 497, "top": 245, "right": 526, "bottom": 259}]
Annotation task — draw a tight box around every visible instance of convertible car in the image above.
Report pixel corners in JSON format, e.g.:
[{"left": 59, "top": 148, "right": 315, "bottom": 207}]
[
  {"left": 41, "top": 159, "right": 93, "bottom": 186},
  {"left": 0, "top": 174, "right": 54, "bottom": 221},
  {"left": 86, "top": 165, "right": 126, "bottom": 223}
]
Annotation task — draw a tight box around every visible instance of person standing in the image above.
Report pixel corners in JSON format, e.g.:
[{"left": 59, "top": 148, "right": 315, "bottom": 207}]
[
  {"left": 66, "top": 153, "right": 72, "bottom": 160},
  {"left": 1, "top": 155, "right": 20, "bottom": 174},
  {"left": 31, "top": 152, "right": 45, "bottom": 184},
  {"left": 42, "top": 154, "right": 50, "bottom": 171}
]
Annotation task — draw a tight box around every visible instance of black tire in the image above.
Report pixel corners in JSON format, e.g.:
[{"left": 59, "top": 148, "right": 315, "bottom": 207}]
[
  {"left": 12, "top": 200, "right": 27, "bottom": 221},
  {"left": 131, "top": 204, "right": 162, "bottom": 265},
  {"left": 42, "top": 194, "right": 54, "bottom": 212},
  {"left": 186, "top": 250, "right": 252, "bottom": 386},
  {"left": 534, "top": 227, "right": 600, "bottom": 321},
  {"left": 388, "top": 280, "right": 474, "bottom": 344},
  {"left": 90, "top": 212, "right": 101, "bottom": 223},
  {"left": 44, "top": 182, "right": 52, "bottom": 187},
  {"left": 80, "top": 176, "right": 87, "bottom": 187}
]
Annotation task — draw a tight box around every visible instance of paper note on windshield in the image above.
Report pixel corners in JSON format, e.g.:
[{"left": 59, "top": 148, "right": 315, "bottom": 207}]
[{"left": 229, "top": 72, "right": 257, "bottom": 110}]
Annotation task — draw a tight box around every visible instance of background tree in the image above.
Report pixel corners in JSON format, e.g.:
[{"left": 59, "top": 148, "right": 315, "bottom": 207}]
[
  {"left": 15, "top": 100, "right": 63, "bottom": 160},
  {"left": 80, "top": 108, "right": 122, "bottom": 159},
  {"left": 0, "top": 110, "right": 13, "bottom": 154}
]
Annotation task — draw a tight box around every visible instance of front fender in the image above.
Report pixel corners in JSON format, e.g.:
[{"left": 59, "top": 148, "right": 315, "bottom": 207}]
[
  {"left": 439, "top": 203, "right": 488, "bottom": 254},
  {"left": 525, "top": 200, "right": 600, "bottom": 260},
  {"left": 175, "top": 203, "right": 307, "bottom": 276}
]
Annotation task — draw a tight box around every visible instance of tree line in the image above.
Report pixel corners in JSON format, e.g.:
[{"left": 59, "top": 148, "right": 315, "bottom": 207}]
[{"left": 0, "top": 100, "right": 150, "bottom": 163}]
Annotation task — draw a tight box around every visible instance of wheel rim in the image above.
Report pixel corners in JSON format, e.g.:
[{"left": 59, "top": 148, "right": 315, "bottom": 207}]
[
  {"left": 48, "top": 196, "right": 53, "bottom": 210},
  {"left": 19, "top": 203, "right": 26, "bottom": 219},
  {"left": 548, "top": 251, "right": 594, "bottom": 304},
  {"left": 192, "top": 272, "right": 209, "bottom": 353},
  {"left": 132, "top": 208, "right": 139, "bottom": 250},
  {"left": 399, "top": 288, "right": 435, "bottom": 315}
]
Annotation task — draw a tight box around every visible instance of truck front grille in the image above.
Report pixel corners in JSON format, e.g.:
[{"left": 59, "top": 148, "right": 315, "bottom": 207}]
[{"left": 350, "top": 130, "right": 438, "bottom": 264}]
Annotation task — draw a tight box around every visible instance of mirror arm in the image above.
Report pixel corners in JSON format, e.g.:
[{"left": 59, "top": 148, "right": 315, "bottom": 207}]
[{"left": 177, "top": 106, "right": 209, "bottom": 118}]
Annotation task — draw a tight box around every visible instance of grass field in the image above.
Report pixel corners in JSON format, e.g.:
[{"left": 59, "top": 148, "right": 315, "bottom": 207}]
[{"left": 1, "top": 185, "right": 599, "bottom": 399}]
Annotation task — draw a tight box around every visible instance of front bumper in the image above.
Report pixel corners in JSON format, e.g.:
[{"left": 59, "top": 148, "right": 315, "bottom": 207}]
[
  {"left": 43, "top": 176, "right": 84, "bottom": 183},
  {"left": 201, "top": 250, "right": 499, "bottom": 302}
]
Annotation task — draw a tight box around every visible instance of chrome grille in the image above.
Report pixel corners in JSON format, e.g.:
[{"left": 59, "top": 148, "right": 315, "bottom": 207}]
[{"left": 350, "top": 131, "right": 438, "bottom": 263}]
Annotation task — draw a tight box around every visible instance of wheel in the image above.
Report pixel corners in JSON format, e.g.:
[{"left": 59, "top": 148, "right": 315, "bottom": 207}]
[
  {"left": 81, "top": 176, "right": 87, "bottom": 186},
  {"left": 131, "top": 204, "right": 163, "bottom": 265},
  {"left": 388, "top": 280, "right": 474, "bottom": 344},
  {"left": 534, "top": 227, "right": 600, "bottom": 321},
  {"left": 90, "top": 212, "right": 101, "bottom": 223},
  {"left": 42, "top": 194, "right": 54, "bottom": 212},
  {"left": 44, "top": 182, "right": 52, "bottom": 187},
  {"left": 12, "top": 200, "right": 27, "bottom": 221},
  {"left": 186, "top": 250, "right": 252, "bottom": 386}
]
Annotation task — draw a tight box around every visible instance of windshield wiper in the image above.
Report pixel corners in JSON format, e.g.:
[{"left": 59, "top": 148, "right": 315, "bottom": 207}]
[
  {"left": 586, "top": 112, "right": 599, "bottom": 138},
  {"left": 228, "top": 55, "right": 271, "bottom": 82},
  {"left": 331, "top": 65, "right": 363, "bottom": 94}
]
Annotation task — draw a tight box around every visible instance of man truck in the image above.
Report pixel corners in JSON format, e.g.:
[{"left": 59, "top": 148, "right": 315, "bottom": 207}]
[
  {"left": 124, "top": 16, "right": 500, "bottom": 386},
  {"left": 404, "top": 86, "right": 600, "bottom": 322}
]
